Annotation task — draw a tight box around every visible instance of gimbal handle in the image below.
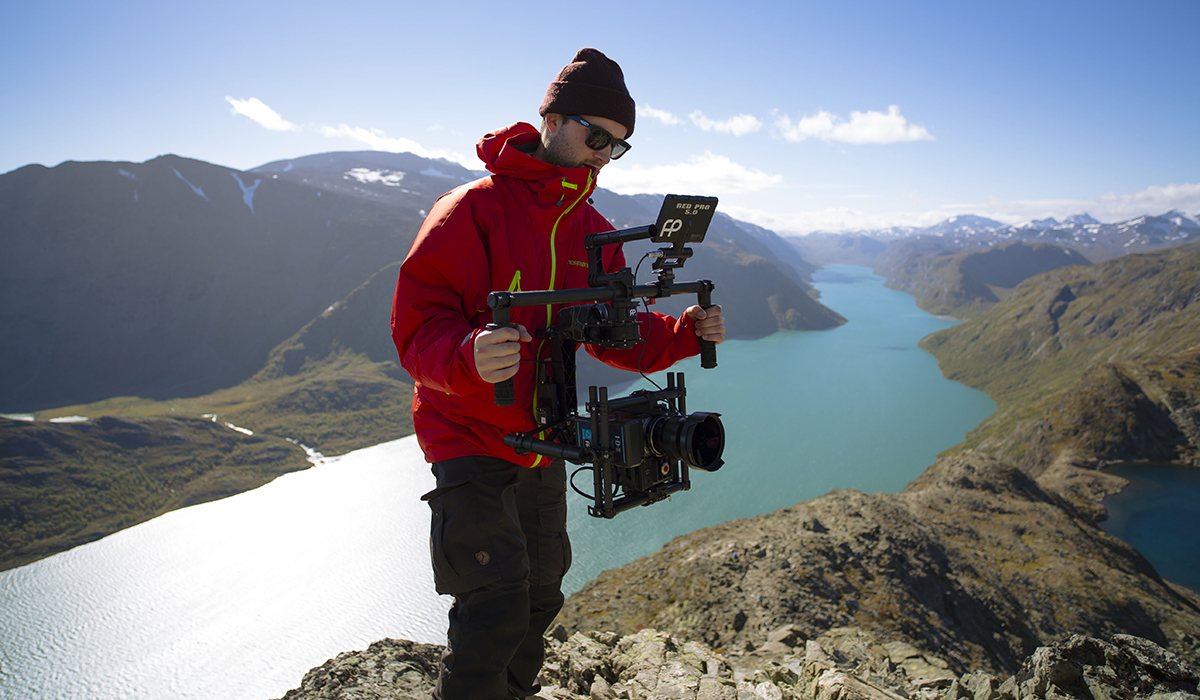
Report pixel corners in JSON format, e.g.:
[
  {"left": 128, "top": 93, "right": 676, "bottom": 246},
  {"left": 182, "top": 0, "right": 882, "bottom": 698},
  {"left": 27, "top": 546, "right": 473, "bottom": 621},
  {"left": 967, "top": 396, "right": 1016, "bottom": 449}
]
[
  {"left": 487, "top": 304, "right": 516, "bottom": 406},
  {"left": 486, "top": 280, "right": 718, "bottom": 407},
  {"left": 697, "top": 288, "right": 718, "bottom": 370}
]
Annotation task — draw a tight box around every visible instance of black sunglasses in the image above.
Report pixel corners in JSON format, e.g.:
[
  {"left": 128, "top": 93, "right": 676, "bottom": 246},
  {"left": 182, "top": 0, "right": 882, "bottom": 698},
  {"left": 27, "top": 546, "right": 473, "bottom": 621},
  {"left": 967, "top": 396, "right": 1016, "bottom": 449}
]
[{"left": 565, "top": 115, "right": 631, "bottom": 160}]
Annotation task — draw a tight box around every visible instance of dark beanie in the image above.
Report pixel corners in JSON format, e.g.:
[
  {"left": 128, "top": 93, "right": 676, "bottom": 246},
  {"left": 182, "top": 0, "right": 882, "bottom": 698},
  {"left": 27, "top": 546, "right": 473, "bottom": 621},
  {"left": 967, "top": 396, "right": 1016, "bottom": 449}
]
[{"left": 540, "top": 47, "right": 635, "bottom": 137}]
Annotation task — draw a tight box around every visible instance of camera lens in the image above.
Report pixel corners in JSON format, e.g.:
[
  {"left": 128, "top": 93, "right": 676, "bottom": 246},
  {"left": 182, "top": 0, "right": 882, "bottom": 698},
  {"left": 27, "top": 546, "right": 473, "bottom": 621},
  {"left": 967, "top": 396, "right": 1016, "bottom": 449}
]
[{"left": 646, "top": 411, "right": 724, "bottom": 472}]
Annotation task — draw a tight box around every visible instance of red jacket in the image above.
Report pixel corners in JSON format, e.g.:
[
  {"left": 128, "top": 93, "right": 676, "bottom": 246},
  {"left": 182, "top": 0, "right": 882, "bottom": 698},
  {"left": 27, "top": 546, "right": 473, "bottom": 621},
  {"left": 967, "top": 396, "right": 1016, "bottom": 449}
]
[{"left": 391, "top": 122, "right": 702, "bottom": 466}]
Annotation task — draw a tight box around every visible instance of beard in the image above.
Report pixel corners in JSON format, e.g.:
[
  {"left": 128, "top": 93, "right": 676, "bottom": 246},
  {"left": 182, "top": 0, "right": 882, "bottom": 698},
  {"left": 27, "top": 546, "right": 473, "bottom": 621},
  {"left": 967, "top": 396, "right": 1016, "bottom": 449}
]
[{"left": 539, "top": 128, "right": 600, "bottom": 171}]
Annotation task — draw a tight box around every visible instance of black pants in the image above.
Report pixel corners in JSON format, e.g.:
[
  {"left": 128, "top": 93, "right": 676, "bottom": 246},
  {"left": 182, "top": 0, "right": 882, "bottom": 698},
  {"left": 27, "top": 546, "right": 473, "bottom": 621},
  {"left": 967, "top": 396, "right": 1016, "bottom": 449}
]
[{"left": 422, "top": 456, "right": 572, "bottom": 700}]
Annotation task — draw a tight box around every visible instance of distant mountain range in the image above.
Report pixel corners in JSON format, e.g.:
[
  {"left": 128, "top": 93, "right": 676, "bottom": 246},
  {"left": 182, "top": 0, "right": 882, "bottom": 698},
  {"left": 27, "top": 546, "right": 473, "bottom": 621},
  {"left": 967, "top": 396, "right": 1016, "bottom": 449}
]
[
  {"left": 798, "top": 210, "right": 1200, "bottom": 263},
  {"left": 791, "top": 209, "right": 1199, "bottom": 320}
]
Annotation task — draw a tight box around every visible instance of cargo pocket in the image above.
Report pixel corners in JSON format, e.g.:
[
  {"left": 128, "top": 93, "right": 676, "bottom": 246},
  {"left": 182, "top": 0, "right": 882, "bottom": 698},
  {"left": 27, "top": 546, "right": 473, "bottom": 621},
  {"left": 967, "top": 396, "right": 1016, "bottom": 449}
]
[
  {"left": 529, "top": 464, "right": 572, "bottom": 585},
  {"left": 423, "top": 486, "right": 502, "bottom": 596}
]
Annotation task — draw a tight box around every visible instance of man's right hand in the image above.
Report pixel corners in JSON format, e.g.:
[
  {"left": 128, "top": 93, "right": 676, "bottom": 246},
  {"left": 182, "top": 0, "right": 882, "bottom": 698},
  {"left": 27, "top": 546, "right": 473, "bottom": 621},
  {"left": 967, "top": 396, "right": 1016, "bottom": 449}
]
[{"left": 474, "top": 325, "right": 532, "bottom": 384}]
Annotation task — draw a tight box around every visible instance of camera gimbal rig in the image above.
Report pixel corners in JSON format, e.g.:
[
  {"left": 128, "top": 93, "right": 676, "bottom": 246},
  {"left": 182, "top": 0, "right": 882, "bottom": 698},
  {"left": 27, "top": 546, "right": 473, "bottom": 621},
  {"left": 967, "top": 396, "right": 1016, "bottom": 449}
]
[{"left": 487, "top": 195, "right": 725, "bottom": 519}]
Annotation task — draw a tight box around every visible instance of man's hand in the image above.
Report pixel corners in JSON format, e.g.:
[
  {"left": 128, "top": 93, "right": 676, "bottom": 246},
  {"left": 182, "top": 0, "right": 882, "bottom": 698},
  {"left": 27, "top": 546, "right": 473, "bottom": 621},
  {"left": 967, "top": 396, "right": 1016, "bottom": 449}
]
[
  {"left": 685, "top": 304, "right": 726, "bottom": 345},
  {"left": 474, "top": 325, "right": 532, "bottom": 384}
]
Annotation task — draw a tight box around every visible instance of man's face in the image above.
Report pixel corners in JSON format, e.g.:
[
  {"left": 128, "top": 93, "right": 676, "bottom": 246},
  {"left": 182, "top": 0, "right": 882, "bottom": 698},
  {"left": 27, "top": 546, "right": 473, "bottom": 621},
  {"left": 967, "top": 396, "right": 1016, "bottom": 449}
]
[{"left": 540, "top": 114, "right": 628, "bottom": 172}]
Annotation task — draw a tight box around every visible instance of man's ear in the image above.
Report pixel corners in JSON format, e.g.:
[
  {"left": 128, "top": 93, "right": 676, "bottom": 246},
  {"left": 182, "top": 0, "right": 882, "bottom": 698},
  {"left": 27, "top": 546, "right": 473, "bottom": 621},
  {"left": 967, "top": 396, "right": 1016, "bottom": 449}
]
[{"left": 544, "top": 113, "right": 563, "bottom": 134}]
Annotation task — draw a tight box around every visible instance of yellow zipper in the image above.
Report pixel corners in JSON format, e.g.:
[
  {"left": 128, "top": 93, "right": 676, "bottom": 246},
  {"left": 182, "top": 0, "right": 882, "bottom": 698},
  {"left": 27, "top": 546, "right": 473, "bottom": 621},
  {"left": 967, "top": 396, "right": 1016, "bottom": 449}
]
[{"left": 529, "top": 171, "right": 594, "bottom": 467}]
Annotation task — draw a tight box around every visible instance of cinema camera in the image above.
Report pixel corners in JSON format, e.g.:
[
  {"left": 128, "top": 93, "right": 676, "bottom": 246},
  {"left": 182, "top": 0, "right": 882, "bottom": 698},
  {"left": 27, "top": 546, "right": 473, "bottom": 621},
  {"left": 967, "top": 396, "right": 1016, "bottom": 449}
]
[{"left": 487, "top": 194, "right": 726, "bottom": 519}]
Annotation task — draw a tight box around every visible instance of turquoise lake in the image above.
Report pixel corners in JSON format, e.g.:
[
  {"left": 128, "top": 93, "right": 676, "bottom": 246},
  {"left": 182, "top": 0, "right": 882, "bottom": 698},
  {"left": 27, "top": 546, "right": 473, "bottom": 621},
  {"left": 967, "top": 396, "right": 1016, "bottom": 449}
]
[{"left": 563, "top": 264, "right": 998, "bottom": 591}]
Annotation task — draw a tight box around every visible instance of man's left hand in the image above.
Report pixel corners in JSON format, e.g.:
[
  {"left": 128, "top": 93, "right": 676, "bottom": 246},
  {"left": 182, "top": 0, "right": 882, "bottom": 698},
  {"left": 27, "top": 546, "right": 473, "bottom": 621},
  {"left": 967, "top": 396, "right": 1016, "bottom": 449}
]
[{"left": 685, "top": 304, "right": 726, "bottom": 345}]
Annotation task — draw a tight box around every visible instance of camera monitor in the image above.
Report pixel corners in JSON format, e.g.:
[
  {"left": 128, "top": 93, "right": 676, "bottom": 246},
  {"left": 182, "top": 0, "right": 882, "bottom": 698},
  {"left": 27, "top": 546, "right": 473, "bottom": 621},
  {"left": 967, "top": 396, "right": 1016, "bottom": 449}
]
[{"left": 652, "top": 194, "right": 719, "bottom": 245}]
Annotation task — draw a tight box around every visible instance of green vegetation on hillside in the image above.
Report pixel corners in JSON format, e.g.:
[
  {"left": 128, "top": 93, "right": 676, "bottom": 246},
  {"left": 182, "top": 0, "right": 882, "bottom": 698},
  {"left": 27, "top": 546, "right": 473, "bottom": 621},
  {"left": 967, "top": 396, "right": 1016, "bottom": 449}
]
[
  {"left": 920, "top": 242, "right": 1200, "bottom": 475},
  {"left": 0, "top": 415, "right": 309, "bottom": 571},
  {"left": 877, "top": 240, "right": 1092, "bottom": 320}
]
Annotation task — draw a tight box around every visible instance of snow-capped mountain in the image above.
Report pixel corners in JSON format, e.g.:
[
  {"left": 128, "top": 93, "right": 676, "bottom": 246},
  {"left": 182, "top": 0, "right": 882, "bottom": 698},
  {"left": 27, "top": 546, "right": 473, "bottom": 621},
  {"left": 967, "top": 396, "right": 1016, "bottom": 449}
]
[
  {"left": 920, "top": 215, "right": 1006, "bottom": 238},
  {"left": 857, "top": 210, "right": 1200, "bottom": 262}
]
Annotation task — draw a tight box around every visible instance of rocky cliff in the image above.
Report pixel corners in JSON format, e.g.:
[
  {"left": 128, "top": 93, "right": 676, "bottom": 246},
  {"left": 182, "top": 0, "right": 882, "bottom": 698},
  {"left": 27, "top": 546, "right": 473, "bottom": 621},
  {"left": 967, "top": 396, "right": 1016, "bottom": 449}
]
[
  {"left": 273, "top": 625, "right": 1199, "bottom": 700},
  {"left": 557, "top": 451, "right": 1200, "bottom": 677}
]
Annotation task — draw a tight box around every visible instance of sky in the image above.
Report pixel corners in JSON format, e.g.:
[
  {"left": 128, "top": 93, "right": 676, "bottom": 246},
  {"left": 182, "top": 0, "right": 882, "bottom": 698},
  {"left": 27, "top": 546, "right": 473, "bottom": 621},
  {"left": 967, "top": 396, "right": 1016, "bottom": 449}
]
[{"left": 2, "top": 0, "right": 1198, "bottom": 234}]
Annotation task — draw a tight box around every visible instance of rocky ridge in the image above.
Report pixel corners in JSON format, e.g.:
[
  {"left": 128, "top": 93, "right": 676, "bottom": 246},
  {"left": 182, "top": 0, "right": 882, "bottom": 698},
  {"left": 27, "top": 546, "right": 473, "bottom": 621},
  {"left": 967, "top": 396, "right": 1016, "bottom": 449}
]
[
  {"left": 274, "top": 236, "right": 1200, "bottom": 699},
  {"left": 557, "top": 452, "right": 1200, "bottom": 676},
  {"left": 274, "top": 625, "right": 1199, "bottom": 700}
]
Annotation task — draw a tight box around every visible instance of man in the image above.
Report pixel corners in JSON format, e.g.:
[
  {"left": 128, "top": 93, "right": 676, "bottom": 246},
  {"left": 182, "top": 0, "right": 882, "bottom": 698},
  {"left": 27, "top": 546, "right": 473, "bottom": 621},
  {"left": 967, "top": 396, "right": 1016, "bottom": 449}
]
[{"left": 391, "top": 48, "right": 725, "bottom": 699}]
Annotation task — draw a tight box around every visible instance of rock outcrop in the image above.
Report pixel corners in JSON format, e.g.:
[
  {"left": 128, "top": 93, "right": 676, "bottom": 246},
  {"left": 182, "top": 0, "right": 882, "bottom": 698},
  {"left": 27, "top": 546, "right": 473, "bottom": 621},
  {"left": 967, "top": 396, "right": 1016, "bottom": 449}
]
[
  {"left": 274, "top": 626, "right": 1199, "bottom": 700},
  {"left": 557, "top": 451, "right": 1200, "bottom": 677}
]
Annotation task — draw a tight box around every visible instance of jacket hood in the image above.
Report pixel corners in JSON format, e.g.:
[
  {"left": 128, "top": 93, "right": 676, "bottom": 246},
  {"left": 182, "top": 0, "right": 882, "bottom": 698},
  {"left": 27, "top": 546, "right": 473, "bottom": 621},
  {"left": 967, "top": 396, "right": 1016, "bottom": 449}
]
[{"left": 477, "top": 122, "right": 601, "bottom": 193}]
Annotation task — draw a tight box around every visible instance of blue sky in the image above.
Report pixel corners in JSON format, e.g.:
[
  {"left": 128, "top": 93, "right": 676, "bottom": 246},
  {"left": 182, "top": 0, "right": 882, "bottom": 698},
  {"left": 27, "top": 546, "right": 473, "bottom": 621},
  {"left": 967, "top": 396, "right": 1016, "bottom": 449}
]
[{"left": 3, "top": 0, "right": 1198, "bottom": 233}]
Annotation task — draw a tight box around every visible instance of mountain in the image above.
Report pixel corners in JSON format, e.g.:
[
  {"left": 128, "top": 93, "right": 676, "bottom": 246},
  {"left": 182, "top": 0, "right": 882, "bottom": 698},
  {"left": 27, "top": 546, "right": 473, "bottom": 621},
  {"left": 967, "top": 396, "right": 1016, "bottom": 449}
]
[
  {"left": 0, "top": 154, "right": 427, "bottom": 413},
  {"left": 874, "top": 240, "right": 1092, "bottom": 319},
  {"left": 0, "top": 150, "right": 841, "bottom": 569},
  {"left": 921, "top": 214, "right": 1006, "bottom": 238},
  {"left": 0, "top": 150, "right": 838, "bottom": 415},
  {"left": 252, "top": 150, "right": 485, "bottom": 209},
  {"left": 920, "top": 241, "right": 1200, "bottom": 478},
  {"left": 792, "top": 210, "right": 1198, "bottom": 320},
  {"left": 800, "top": 210, "right": 1200, "bottom": 270},
  {"left": 789, "top": 232, "right": 888, "bottom": 267}
]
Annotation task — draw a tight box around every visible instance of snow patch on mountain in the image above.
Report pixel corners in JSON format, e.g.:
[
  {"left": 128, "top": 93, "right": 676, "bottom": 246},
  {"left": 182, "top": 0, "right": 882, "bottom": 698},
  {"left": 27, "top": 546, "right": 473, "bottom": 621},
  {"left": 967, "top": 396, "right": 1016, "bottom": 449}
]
[
  {"left": 230, "top": 172, "right": 262, "bottom": 214},
  {"left": 172, "top": 168, "right": 208, "bottom": 202},
  {"left": 345, "top": 168, "right": 406, "bottom": 187}
]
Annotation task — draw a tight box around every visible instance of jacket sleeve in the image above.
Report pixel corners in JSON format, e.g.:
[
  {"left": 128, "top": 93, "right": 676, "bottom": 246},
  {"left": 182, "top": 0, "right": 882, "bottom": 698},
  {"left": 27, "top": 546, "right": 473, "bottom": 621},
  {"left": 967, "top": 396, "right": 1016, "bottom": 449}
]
[
  {"left": 391, "top": 192, "right": 490, "bottom": 396},
  {"left": 585, "top": 239, "right": 702, "bottom": 372}
]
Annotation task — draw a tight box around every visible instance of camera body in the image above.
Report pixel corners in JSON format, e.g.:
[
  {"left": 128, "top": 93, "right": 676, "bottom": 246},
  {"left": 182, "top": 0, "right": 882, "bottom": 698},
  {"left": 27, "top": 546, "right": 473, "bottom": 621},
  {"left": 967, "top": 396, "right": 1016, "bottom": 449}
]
[
  {"left": 577, "top": 407, "right": 724, "bottom": 490},
  {"left": 491, "top": 194, "right": 725, "bottom": 519}
]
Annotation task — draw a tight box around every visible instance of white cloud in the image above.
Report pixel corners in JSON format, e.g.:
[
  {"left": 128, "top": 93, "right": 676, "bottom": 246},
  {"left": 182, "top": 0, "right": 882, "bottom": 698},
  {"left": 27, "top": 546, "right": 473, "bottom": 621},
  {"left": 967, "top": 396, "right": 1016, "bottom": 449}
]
[
  {"left": 774, "top": 105, "right": 933, "bottom": 144},
  {"left": 222, "top": 97, "right": 476, "bottom": 168},
  {"left": 725, "top": 181, "right": 1200, "bottom": 236},
  {"left": 1093, "top": 182, "right": 1200, "bottom": 221},
  {"left": 601, "top": 151, "right": 783, "bottom": 196},
  {"left": 722, "top": 204, "right": 938, "bottom": 236},
  {"left": 689, "top": 111, "right": 763, "bottom": 136},
  {"left": 641, "top": 105, "right": 683, "bottom": 126},
  {"left": 319, "top": 124, "right": 476, "bottom": 169},
  {"left": 225, "top": 97, "right": 298, "bottom": 132}
]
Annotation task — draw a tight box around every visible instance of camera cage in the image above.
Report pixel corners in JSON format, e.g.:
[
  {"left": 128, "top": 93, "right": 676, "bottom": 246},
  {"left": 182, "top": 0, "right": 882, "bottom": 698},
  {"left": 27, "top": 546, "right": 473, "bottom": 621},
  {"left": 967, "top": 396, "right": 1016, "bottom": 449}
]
[{"left": 486, "top": 194, "right": 724, "bottom": 519}]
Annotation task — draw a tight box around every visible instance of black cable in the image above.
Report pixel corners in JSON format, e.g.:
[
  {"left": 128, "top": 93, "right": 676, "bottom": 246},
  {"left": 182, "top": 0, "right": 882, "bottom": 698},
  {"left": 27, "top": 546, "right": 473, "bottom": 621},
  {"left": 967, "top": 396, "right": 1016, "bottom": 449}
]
[
  {"left": 569, "top": 465, "right": 595, "bottom": 500},
  {"left": 632, "top": 253, "right": 663, "bottom": 391}
]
